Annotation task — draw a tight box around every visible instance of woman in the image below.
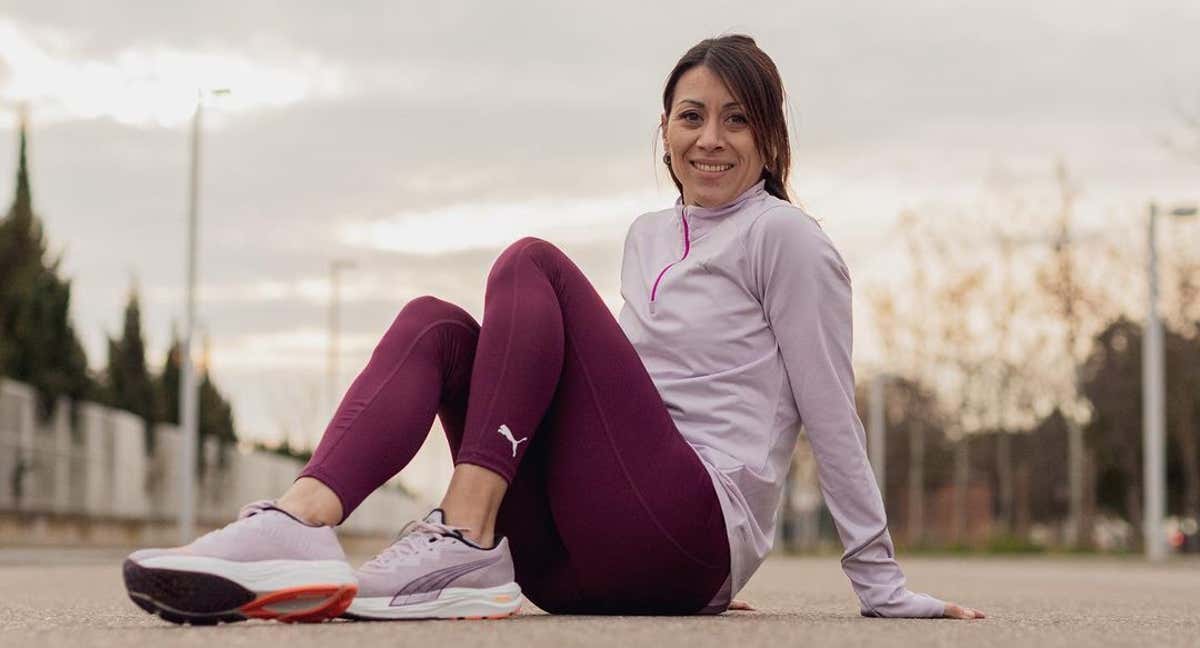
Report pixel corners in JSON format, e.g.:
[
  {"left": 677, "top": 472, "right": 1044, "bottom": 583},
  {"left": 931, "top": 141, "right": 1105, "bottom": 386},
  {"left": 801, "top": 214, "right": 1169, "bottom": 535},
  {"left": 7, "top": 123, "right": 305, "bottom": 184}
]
[{"left": 123, "top": 34, "right": 984, "bottom": 624}]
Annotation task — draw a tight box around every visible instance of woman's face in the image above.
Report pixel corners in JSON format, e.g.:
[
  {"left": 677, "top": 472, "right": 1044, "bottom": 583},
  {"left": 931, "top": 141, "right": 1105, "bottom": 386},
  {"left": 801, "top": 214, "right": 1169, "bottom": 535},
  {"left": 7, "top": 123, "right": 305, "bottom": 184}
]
[{"left": 662, "top": 65, "right": 764, "bottom": 208}]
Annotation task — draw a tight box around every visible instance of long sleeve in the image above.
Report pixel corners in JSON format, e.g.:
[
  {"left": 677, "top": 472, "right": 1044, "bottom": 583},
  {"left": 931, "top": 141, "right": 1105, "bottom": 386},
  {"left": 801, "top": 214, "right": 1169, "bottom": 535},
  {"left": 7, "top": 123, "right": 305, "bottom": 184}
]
[{"left": 747, "top": 207, "right": 945, "bottom": 618}]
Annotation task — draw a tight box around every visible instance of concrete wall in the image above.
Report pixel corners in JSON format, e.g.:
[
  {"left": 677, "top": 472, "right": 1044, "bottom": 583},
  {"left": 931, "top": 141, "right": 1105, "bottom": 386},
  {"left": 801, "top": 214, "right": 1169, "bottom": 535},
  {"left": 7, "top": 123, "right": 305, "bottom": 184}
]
[{"left": 0, "top": 378, "right": 424, "bottom": 541}]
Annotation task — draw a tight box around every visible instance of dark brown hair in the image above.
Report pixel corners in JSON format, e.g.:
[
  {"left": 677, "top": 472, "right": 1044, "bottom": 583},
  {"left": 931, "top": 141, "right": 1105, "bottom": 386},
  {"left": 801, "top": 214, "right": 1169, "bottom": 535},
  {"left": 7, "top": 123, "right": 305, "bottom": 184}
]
[{"left": 661, "top": 34, "right": 791, "bottom": 203}]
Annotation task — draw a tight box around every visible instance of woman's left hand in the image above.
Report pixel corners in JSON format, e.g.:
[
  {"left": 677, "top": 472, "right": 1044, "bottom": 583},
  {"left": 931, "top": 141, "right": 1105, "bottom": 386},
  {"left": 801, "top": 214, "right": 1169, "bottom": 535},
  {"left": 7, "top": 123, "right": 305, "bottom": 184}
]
[
  {"left": 942, "top": 601, "right": 986, "bottom": 619},
  {"left": 729, "top": 599, "right": 755, "bottom": 611}
]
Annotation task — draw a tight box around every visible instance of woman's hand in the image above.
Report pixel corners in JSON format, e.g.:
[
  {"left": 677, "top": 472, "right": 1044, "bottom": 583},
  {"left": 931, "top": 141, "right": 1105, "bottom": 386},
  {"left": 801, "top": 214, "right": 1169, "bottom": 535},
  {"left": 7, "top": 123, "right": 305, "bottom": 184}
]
[
  {"left": 942, "top": 601, "right": 986, "bottom": 619},
  {"left": 731, "top": 597, "right": 983, "bottom": 618}
]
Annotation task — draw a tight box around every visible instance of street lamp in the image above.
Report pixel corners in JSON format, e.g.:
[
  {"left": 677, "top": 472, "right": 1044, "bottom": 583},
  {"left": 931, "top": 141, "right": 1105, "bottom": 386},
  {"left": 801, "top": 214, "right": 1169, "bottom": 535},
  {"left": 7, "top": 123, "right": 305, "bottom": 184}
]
[
  {"left": 327, "top": 259, "right": 357, "bottom": 424},
  {"left": 1143, "top": 202, "right": 1198, "bottom": 561},
  {"left": 178, "top": 88, "right": 230, "bottom": 544},
  {"left": 868, "top": 373, "right": 889, "bottom": 500}
]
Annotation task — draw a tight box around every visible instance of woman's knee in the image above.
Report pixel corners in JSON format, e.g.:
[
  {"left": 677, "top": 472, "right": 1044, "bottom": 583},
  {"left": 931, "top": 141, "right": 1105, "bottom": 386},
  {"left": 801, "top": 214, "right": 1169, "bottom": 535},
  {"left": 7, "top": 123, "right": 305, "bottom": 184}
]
[
  {"left": 376, "top": 296, "right": 479, "bottom": 374},
  {"left": 396, "top": 295, "right": 477, "bottom": 330},
  {"left": 377, "top": 296, "right": 480, "bottom": 355},
  {"left": 506, "top": 236, "right": 555, "bottom": 252},
  {"left": 488, "top": 237, "right": 567, "bottom": 285}
]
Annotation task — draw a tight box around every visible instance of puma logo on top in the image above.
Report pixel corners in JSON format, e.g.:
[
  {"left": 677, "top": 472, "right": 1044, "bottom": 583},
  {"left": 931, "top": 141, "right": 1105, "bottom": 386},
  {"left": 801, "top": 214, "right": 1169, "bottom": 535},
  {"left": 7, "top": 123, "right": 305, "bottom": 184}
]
[{"left": 496, "top": 424, "right": 528, "bottom": 458}]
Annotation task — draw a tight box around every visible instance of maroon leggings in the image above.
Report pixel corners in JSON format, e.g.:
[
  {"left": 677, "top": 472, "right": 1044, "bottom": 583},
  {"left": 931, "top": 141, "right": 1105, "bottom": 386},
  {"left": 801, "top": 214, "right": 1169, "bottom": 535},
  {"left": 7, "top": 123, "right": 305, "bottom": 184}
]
[{"left": 299, "top": 237, "right": 729, "bottom": 615}]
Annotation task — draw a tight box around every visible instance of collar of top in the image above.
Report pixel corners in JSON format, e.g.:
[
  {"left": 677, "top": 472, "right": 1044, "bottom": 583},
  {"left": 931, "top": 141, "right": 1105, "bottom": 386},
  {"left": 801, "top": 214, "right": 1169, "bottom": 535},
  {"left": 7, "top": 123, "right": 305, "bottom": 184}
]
[{"left": 674, "top": 180, "right": 767, "bottom": 240}]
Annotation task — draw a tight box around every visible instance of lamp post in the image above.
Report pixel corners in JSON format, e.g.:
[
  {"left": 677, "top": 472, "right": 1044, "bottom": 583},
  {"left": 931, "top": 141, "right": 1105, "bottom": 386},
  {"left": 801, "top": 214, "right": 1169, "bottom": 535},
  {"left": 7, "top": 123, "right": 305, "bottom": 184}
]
[
  {"left": 868, "top": 373, "right": 888, "bottom": 500},
  {"left": 178, "top": 88, "right": 230, "bottom": 545},
  {"left": 1143, "top": 202, "right": 1198, "bottom": 561},
  {"left": 327, "top": 259, "right": 357, "bottom": 423}
]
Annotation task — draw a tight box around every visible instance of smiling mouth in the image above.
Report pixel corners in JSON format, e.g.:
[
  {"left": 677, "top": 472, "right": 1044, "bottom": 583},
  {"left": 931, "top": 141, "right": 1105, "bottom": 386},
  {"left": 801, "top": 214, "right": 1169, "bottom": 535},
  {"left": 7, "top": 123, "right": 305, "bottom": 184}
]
[{"left": 690, "top": 161, "right": 735, "bottom": 173}]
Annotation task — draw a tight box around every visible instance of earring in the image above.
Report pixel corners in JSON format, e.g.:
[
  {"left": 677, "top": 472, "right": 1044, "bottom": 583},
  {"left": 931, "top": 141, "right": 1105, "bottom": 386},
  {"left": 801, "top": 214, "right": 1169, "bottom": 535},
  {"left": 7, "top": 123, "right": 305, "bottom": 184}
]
[{"left": 663, "top": 152, "right": 672, "bottom": 165}]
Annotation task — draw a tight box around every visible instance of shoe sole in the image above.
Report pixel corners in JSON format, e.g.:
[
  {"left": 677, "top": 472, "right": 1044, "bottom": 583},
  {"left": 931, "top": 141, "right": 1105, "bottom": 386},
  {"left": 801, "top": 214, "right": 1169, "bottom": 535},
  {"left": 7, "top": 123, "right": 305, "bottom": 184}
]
[
  {"left": 342, "top": 583, "right": 522, "bottom": 620},
  {"left": 124, "top": 558, "right": 357, "bottom": 625}
]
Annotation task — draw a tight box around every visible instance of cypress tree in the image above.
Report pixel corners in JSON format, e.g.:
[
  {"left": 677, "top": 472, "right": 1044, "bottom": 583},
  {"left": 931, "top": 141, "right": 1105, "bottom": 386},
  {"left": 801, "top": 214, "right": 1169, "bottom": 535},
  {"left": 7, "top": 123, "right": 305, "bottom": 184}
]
[
  {"left": 0, "top": 110, "right": 46, "bottom": 374},
  {"left": 0, "top": 109, "right": 92, "bottom": 417},
  {"left": 156, "top": 328, "right": 181, "bottom": 425},
  {"left": 157, "top": 329, "right": 239, "bottom": 469},
  {"left": 197, "top": 332, "right": 238, "bottom": 470},
  {"left": 104, "top": 286, "right": 157, "bottom": 452}
]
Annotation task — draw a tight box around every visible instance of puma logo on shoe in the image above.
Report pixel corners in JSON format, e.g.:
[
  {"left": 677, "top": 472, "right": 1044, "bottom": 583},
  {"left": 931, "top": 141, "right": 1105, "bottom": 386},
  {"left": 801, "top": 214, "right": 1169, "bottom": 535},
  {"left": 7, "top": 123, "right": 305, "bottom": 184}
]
[
  {"left": 389, "top": 554, "right": 505, "bottom": 606},
  {"left": 496, "top": 424, "right": 527, "bottom": 458}
]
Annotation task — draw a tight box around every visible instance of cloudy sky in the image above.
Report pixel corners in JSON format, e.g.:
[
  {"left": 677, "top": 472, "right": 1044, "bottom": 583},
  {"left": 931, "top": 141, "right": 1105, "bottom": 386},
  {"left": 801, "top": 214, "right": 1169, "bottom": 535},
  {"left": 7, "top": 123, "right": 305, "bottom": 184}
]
[{"left": 1, "top": 1, "right": 1198, "bottom": 463}]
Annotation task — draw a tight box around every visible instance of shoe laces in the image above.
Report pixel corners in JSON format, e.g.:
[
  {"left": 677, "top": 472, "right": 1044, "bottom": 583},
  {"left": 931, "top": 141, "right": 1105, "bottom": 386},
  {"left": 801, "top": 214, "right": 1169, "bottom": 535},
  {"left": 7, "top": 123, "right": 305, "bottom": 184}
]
[
  {"left": 237, "top": 500, "right": 276, "bottom": 520},
  {"left": 364, "top": 519, "right": 473, "bottom": 568},
  {"left": 182, "top": 500, "right": 275, "bottom": 548}
]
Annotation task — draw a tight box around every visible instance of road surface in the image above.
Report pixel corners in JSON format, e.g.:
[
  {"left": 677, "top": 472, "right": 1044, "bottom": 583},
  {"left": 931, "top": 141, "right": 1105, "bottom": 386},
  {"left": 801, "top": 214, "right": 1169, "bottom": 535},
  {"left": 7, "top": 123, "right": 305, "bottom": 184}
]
[{"left": 1, "top": 550, "right": 1195, "bottom": 647}]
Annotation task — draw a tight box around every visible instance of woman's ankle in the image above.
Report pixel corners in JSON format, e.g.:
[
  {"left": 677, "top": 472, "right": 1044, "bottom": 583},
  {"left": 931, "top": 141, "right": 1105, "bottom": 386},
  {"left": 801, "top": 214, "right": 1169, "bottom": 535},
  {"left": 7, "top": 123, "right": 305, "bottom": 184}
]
[
  {"left": 439, "top": 499, "right": 499, "bottom": 547},
  {"left": 444, "top": 514, "right": 496, "bottom": 548},
  {"left": 439, "top": 464, "right": 508, "bottom": 547},
  {"left": 276, "top": 477, "right": 344, "bottom": 526}
]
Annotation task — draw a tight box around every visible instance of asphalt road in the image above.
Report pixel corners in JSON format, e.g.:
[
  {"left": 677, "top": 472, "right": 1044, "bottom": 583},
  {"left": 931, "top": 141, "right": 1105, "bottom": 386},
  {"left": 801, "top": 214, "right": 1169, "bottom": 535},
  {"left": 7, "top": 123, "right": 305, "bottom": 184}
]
[{"left": 1, "top": 550, "right": 1196, "bottom": 647}]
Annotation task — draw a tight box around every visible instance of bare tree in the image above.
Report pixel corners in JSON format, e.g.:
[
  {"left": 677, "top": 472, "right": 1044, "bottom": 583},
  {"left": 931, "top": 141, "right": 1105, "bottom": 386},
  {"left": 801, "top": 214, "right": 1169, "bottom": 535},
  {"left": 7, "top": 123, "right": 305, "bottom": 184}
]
[
  {"left": 866, "top": 158, "right": 1156, "bottom": 548},
  {"left": 973, "top": 162, "right": 1071, "bottom": 538},
  {"left": 900, "top": 211, "right": 933, "bottom": 546},
  {"left": 931, "top": 265, "right": 987, "bottom": 544},
  {"left": 1162, "top": 190, "right": 1200, "bottom": 532},
  {"left": 867, "top": 210, "right": 942, "bottom": 545},
  {"left": 1029, "top": 159, "right": 1122, "bottom": 547},
  {"left": 986, "top": 234, "right": 1021, "bottom": 535}
]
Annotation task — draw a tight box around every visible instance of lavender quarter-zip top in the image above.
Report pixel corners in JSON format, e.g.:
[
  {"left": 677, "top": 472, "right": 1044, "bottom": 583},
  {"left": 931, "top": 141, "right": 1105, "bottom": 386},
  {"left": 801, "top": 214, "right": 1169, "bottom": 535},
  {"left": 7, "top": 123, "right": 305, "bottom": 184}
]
[{"left": 617, "top": 180, "right": 944, "bottom": 617}]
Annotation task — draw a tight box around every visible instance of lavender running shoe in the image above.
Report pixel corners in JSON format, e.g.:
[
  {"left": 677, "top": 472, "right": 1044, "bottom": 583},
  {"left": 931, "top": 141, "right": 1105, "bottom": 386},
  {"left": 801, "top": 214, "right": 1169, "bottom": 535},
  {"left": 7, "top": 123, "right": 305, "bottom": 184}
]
[
  {"left": 123, "top": 500, "right": 357, "bottom": 625},
  {"left": 344, "top": 509, "right": 522, "bottom": 620}
]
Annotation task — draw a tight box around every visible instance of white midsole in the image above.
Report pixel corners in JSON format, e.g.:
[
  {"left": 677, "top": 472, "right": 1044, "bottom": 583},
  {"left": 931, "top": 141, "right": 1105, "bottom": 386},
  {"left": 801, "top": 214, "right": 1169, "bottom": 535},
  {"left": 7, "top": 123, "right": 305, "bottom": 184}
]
[
  {"left": 135, "top": 556, "right": 356, "bottom": 592},
  {"left": 347, "top": 582, "right": 522, "bottom": 619}
]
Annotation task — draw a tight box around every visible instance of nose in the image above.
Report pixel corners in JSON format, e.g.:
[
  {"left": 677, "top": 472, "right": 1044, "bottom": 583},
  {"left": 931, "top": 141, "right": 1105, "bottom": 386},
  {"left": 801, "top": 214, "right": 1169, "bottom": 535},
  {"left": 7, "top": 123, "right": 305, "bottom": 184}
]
[{"left": 697, "top": 117, "right": 724, "bottom": 152}]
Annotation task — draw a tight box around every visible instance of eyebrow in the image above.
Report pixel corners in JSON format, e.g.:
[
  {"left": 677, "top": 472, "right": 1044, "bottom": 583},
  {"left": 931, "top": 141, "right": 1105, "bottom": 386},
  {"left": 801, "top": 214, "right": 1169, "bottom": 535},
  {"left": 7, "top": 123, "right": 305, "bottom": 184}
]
[{"left": 677, "top": 99, "right": 743, "bottom": 110}]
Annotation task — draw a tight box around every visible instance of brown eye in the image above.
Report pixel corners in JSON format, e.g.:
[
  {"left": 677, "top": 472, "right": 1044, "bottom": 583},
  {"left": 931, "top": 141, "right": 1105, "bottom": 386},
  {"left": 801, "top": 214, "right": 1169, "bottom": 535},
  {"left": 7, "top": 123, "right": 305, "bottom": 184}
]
[
  {"left": 680, "top": 111, "right": 701, "bottom": 123},
  {"left": 728, "top": 114, "right": 748, "bottom": 125}
]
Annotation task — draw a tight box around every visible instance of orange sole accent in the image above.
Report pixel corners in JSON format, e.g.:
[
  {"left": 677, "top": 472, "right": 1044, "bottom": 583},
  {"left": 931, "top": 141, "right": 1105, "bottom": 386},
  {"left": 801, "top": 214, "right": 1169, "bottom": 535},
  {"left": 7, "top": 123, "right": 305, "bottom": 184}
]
[
  {"left": 453, "top": 607, "right": 520, "bottom": 620},
  {"left": 240, "top": 584, "right": 358, "bottom": 623}
]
